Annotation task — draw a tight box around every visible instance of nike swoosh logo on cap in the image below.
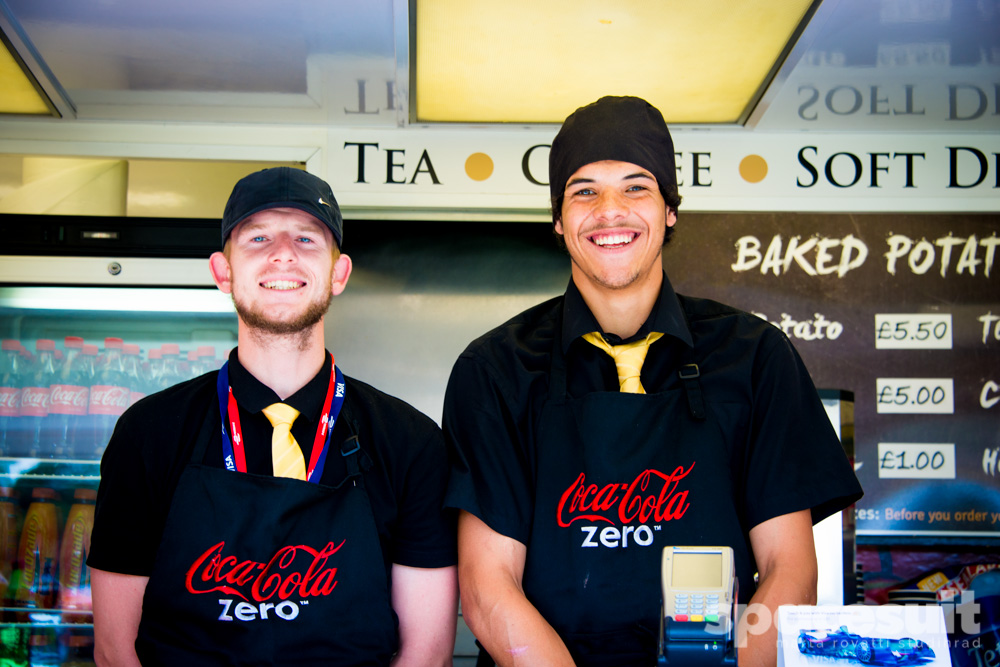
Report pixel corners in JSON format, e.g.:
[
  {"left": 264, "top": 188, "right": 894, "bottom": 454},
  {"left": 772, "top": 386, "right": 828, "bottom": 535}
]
[{"left": 318, "top": 197, "right": 331, "bottom": 207}]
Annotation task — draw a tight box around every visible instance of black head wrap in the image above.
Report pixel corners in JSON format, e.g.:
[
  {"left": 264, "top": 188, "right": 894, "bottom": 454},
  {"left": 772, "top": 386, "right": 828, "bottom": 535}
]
[{"left": 549, "top": 96, "right": 678, "bottom": 222}]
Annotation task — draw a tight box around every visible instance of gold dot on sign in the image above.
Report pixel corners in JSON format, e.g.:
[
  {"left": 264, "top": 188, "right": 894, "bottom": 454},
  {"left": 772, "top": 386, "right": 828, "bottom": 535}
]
[
  {"left": 739, "top": 155, "right": 768, "bottom": 183},
  {"left": 465, "top": 153, "right": 494, "bottom": 181}
]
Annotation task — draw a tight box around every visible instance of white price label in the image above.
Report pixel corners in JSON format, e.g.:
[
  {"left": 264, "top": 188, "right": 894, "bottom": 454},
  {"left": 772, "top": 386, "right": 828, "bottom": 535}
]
[
  {"left": 875, "top": 378, "right": 954, "bottom": 414},
  {"left": 874, "top": 314, "right": 953, "bottom": 349},
  {"left": 877, "top": 443, "right": 956, "bottom": 479}
]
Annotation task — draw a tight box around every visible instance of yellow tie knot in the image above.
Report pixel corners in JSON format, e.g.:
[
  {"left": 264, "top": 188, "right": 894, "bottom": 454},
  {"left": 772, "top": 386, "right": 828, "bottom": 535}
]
[
  {"left": 262, "top": 402, "right": 299, "bottom": 426},
  {"left": 583, "top": 332, "right": 664, "bottom": 394},
  {"left": 262, "top": 402, "right": 306, "bottom": 480}
]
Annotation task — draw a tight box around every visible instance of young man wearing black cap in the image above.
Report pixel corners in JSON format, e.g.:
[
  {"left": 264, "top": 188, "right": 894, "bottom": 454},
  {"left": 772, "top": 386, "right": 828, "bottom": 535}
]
[
  {"left": 89, "top": 167, "right": 458, "bottom": 666},
  {"left": 443, "top": 97, "right": 862, "bottom": 667}
]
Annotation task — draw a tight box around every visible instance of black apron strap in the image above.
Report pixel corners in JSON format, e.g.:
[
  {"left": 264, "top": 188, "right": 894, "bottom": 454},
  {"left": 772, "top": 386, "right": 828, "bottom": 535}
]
[
  {"left": 678, "top": 363, "right": 707, "bottom": 421},
  {"left": 335, "top": 436, "right": 363, "bottom": 490},
  {"left": 331, "top": 408, "right": 369, "bottom": 491},
  {"left": 549, "top": 309, "right": 569, "bottom": 401},
  {"left": 674, "top": 301, "right": 707, "bottom": 422}
]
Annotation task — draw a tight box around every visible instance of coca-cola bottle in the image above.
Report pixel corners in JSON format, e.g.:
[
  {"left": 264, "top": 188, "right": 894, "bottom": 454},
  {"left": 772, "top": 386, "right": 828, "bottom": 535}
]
[
  {"left": 89, "top": 338, "right": 130, "bottom": 460},
  {"left": 123, "top": 344, "right": 146, "bottom": 406},
  {"left": 73, "top": 345, "right": 99, "bottom": 456},
  {"left": 146, "top": 348, "right": 163, "bottom": 392},
  {"left": 0, "top": 340, "right": 24, "bottom": 455},
  {"left": 41, "top": 337, "right": 88, "bottom": 460},
  {"left": 158, "top": 344, "right": 185, "bottom": 390},
  {"left": 191, "top": 345, "right": 218, "bottom": 378},
  {"left": 19, "top": 340, "right": 55, "bottom": 459}
]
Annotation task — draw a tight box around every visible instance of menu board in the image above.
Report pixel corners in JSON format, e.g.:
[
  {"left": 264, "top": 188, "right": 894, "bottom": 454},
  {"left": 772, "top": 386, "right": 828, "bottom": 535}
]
[{"left": 663, "top": 212, "right": 1000, "bottom": 537}]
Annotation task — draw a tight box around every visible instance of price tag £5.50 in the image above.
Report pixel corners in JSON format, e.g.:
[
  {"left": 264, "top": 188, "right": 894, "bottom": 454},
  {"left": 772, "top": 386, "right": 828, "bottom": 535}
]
[{"left": 875, "top": 314, "right": 952, "bottom": 350}]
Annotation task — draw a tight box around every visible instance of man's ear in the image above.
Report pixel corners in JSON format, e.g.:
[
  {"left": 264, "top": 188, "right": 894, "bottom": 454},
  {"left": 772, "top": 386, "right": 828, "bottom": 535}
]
[
  {"left": 331, "top": 253, "right": 352, "bottom": 296},
  {"left": 209, "top": 252, "right": 232, "bottom": 294},
  {"left": 554, "top": 217, "right": 564, "bottom": 236}
]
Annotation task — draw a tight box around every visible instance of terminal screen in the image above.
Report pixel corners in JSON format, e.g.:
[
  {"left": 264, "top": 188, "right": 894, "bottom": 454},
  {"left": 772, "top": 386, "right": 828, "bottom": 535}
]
[{"left": 672, "top": 551, "right": 722, "bottom": 588}]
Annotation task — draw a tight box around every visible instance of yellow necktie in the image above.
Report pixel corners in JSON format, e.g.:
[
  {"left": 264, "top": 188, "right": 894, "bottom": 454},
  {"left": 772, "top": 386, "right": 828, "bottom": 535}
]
[
  {"left": 262, "top": 402, "right": 307, "bottom": 480},
  {"left": 583, "top": 331, "right": 664, "bottom": 394}
]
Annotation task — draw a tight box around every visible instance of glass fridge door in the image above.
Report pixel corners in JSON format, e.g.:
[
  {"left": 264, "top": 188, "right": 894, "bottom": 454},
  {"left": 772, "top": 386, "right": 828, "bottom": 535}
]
[{"left": 0, "top": 284, "right": 236, "bottom": 665}]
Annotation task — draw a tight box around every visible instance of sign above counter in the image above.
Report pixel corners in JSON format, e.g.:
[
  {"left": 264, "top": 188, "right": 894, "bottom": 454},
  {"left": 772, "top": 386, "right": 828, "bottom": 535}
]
[
  {"left": 0, "top": 120, "right": 996, "bottom": 219},
  {"left": 322, "top": 127, "right": 1000, "bottom": 217}
]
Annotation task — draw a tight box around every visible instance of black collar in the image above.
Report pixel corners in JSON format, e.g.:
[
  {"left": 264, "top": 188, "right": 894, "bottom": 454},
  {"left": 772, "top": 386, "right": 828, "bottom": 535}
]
[
  {"left": 226, "top": 348, "right": 333, "bottom": 425},
  {"left": 560, "top": 272, "right": 693, "bottom": 353}
]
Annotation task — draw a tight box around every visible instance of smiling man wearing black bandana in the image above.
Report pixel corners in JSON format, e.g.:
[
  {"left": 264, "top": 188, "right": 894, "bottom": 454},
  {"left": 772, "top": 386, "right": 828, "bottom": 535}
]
[
  {"left": 88, "top": 167, "right": 458, "bottom": 666},
  {"left": 443, "top": 97, "right": 863, "bottom": 667}
]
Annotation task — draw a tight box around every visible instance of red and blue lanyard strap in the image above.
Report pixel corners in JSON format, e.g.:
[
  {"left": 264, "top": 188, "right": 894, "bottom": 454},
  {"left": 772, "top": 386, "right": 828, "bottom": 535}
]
[{"left": 216, "top": 356, "right": 346, "bottom": 483}]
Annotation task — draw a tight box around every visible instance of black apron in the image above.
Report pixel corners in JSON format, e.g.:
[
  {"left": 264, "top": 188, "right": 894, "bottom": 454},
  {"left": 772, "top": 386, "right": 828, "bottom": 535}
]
[
  {"left": 136, "top": 412, "right": 396, "bottom": 666},
  {"left": 514, "top": 330, "right": 753, "bottom": 667}
]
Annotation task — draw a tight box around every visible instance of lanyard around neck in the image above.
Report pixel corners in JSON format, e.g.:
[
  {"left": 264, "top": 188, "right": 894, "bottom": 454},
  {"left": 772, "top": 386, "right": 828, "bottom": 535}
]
[{"left": 216, "top": 356, "right": 345, "bottom": 484}]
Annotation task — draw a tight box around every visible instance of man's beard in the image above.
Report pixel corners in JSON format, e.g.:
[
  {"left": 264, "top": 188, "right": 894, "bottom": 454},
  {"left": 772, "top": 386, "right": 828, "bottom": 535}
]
[{"left": 232, "top": 289, "right": 333, "bottom": 336}]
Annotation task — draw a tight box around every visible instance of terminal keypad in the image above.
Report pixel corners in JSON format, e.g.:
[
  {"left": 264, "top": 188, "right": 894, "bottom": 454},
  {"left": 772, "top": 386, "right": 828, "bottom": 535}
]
[{"left": 671, "top": 592, "right": 721, "bottom": 623}]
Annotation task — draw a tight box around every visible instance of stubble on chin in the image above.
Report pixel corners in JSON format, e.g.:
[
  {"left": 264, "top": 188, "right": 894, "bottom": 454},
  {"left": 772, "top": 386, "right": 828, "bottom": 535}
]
[
  {"left": 232, "top": 291, "right": 333, "bottom": 345},
  {"left": 569, "top": 255, "right": 643, "bottom": 292}
]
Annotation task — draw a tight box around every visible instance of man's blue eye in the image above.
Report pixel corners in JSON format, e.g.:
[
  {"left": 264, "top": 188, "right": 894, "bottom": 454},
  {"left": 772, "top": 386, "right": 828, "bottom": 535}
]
[{"left": 251, "top": 236, "right": 266, "bottom": 242}]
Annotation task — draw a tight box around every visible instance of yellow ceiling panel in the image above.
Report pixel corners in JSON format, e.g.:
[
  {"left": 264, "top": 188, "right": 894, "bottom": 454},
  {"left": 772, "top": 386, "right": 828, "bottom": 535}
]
[
  {"left": 415, "top": 0, "right": 815, "bottom": 124},
  {"left": 0, "top": 31, "right": 54, "bottom": 116}
]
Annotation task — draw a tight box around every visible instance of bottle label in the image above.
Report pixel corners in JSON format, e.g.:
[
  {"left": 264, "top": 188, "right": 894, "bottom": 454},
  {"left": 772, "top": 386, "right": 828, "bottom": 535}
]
[
  {"left": 19, "top": 386, "right": 50, "bottom": 417},
  {"left": 58, "top": 505, "right": 95, "bottom": 617},
  {"left": 129, "top": 390, "right": 146, "bottom": 407},
  {"left": 0, "top": 386, "right": 20, "bottom": 416},
  {"left": 60, "top": 511, "right": 93, "bottom": 592},
  {"left": 17, "top": 507, "right": 58, "bottom": 607},
  {"left": 89, "top": 385, "right": 130, "bottom": 416},
  {"left": 49, "top": 384, "right": 89, "bottom": 416}
]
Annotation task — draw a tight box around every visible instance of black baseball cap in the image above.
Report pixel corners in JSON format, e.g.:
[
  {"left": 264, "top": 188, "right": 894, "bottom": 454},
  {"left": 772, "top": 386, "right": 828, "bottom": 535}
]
[
  {"left": 549, "top": 96, "right": 677, "bottom": 206},
  {"left": 221, "top": 167, "right": 344, "bottom": 248}
]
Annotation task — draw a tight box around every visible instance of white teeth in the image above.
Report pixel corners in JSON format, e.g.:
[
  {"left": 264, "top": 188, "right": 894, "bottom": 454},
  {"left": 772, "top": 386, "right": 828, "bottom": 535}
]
[
  {"left": 593, "top": 233, "right": 634, "bottom": 246},
  {"left": 262, "top": 280, "right": 302, "bottom": 290}
]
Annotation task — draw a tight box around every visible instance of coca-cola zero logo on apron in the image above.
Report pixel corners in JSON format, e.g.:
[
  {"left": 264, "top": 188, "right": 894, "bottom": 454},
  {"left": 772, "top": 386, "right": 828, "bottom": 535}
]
[
  {"left": 556, "top": 464, "right": 695, "bottom": 549},
  {"left": 185, "top": 539, "right": 344, "bottom": 622}
]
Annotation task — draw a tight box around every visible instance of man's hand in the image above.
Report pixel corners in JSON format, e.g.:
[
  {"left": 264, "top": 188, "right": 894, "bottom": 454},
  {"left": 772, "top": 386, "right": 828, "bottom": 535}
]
[
  {"left": 457, "top": 511, "right": 575, "bottom": 667},
  {"left": 738, "top": 509, "right": 818, "bottom": 667}
]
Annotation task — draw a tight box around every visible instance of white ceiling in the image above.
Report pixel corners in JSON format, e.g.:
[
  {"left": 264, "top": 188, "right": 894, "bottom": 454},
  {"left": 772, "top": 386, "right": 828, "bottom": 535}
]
[{"left": 1, "top": 0, "right": 998, "bottom": 132}]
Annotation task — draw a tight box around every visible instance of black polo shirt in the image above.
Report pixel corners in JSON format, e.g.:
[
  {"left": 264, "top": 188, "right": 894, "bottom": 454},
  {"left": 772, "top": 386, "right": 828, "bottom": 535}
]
[
  {"left": 443, "top": 273, "right": 862, "bottom": 549},
  {"left": 90, "top": 349, "right": 456, "bottom": 578}
]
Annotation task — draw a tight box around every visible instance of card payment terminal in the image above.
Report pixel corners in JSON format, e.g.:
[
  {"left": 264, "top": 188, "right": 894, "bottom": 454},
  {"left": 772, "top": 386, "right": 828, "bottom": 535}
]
[{"left": 657, "top": 546, "right": 738, "bottom": 665}]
